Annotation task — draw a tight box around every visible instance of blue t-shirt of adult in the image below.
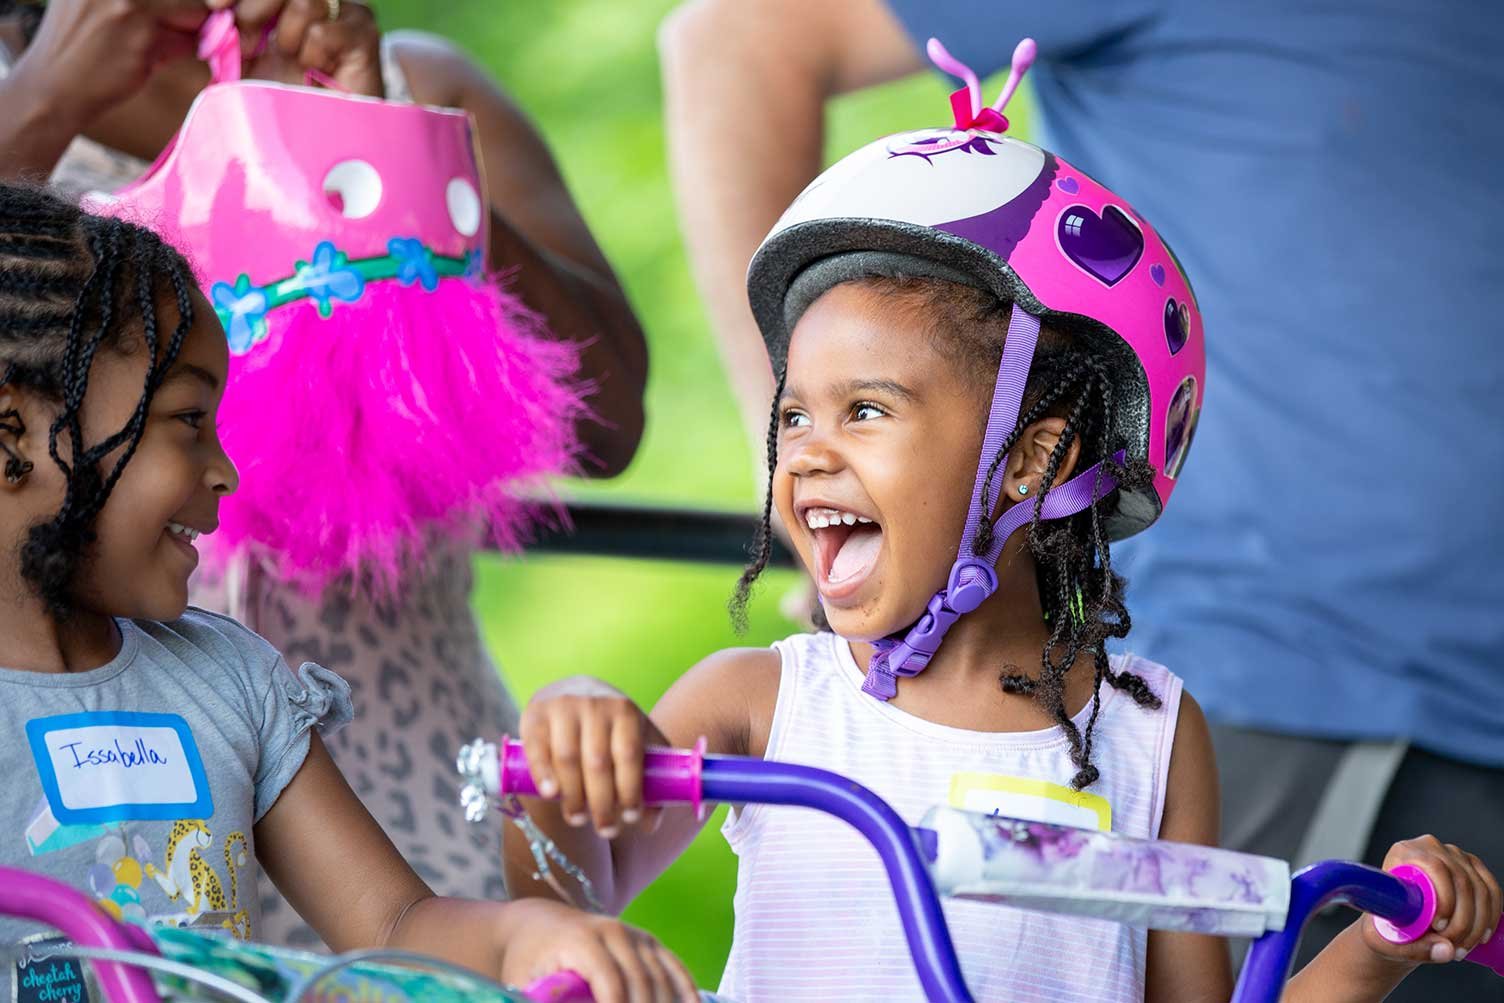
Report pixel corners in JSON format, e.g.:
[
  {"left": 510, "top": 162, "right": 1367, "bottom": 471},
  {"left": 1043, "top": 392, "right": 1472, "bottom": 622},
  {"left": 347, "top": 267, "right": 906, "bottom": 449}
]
[{"left": 884, "top": 0, "right": 1504, "bottom": 767}]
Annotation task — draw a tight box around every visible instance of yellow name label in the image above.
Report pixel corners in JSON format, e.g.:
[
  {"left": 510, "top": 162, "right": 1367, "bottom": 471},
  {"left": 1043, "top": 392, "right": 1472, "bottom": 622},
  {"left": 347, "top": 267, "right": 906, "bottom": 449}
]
[{"left": 947, "top": 772, "right": 1112, "bottom": 832}]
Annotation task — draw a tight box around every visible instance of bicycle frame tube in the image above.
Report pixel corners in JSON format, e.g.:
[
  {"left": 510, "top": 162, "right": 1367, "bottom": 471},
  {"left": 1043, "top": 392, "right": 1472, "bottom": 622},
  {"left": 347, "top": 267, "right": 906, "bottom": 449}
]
[
  {"left": 700, "top": 757, "right": 972, "bottom": 1003},
  {"left": 1233, "top": 861, "right": 1423, "bottom": 1003},
  {"left": 0, "top": 867, "right": 163, "bottom": 1003}
]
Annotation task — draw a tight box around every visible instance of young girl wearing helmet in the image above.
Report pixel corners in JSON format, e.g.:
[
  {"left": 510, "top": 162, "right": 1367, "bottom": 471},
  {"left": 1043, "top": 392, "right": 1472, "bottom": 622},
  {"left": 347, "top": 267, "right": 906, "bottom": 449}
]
[{"left": 506, "top": 40, "right": 1499, "bottom": 1002}]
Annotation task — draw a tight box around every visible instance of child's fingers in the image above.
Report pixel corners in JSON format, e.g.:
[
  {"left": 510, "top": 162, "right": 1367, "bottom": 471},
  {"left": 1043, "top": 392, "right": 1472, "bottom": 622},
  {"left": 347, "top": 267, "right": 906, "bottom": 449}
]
[
  {"left": 579, "top": 713, "right": 621, "bottom": 836},
  {"left": 548, "top": 713, "right": 590, "bottom": 826},
  {"left": 563, "top": 935, "right": 627, "bottom": 1003},
  {"left": 1458, "top": 851, "right": 1495, "bottom": 952},
  {"left": 1470, "top": 852, "right": 1502, "bottom": 946},
  {"left": 517, "top": 710, "right": 559, "bottom": 799},
  {"left": 654, "top": 941, "right": 700, "bottom": 1002},
  {"left": 631, "top": 934, "right": 674, "bottom": 1002},
  {"left": 601, "top": 925, "right": 653, "bottom": 1002},
  {"left": 1430, "top": 845, "right": 1477, "bottom": 948},
  {"left": 611, "top": 708, "right": 646, "bottom": 826},
  {"left": 1391, "top": 837, "right": 1457, "bottom": 932}
]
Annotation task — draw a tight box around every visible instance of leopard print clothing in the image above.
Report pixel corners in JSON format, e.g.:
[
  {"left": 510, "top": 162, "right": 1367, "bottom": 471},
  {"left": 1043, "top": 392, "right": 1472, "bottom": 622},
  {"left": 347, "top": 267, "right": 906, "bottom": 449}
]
[{"left": 192, "top": 547, "right": 519, "bottom": 949}]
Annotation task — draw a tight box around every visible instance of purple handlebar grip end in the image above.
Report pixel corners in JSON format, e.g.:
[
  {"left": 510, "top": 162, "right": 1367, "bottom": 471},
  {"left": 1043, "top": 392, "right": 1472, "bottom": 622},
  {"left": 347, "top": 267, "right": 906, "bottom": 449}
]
[
  {"left": 1468, "top": 922, "right": 1504, "bottom": 977},
  {"left": 1374, "top": 864, "right": 1438, "bottom": 944},
  {"left": 498, "top": 737, "right": 706, "bottom": 817},
  {"left": 523, "top": 970, "right": 592, "bottom": 1002}
]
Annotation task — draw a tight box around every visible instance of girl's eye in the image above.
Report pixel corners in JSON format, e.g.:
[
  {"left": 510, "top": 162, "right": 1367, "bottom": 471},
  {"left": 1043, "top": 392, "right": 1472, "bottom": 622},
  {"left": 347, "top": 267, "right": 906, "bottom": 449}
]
[
  {"left": 782, "top": 408, "right": 811, "bottom": 429},
  {"left": 851, "top": 402, "right": 886, "bottom": 421},
  {"left": 176, "top": 411, "right": 206, "bottom": 430}
]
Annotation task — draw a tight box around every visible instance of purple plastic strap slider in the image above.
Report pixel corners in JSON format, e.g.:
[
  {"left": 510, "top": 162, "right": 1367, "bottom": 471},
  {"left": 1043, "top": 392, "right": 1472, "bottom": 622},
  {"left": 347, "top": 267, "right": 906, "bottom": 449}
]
[
  {"left": 944, "top": 557, "right": 999, "bottom": 614},
  {"left": 861, "top": 558, "right": 998, "bottom": 700}
]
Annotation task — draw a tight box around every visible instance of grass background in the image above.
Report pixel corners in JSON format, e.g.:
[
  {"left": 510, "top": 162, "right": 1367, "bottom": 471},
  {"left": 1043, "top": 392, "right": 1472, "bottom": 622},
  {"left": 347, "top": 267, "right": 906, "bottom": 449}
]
[{"left": 374, "top": 0, "right": 1034, "bottom": 986}]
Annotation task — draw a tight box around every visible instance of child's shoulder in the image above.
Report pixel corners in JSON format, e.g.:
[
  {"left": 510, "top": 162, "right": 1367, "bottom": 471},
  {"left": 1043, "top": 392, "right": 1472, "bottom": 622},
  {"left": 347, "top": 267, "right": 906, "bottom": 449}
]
[
  {"left": 654, "top": 642, "right": 788, "bottom": 758},
  {"left": 126, "top": 607, "right": 282, "bottom": 680}
]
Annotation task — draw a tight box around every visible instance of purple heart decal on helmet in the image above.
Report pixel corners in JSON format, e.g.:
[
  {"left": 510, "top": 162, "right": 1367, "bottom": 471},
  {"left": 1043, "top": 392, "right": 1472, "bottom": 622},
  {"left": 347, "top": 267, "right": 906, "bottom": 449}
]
[
  {"left": 1164, "top": 297, "right": 1190, "bottom": 354},
  {"left": 1057, "top": 204, "right": 1143, "bottom": 287},
  {"left": 1056, "top": 176, "right": 1079, "bottom": 194},
  {"left": 1150, "top": 263, "right": 1166, "bottom": 286}
]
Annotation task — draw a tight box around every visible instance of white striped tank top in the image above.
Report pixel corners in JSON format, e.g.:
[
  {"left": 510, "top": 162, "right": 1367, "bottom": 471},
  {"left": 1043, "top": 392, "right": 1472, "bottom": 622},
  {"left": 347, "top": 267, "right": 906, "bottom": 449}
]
[{"left": 717, "top": 630, "right": 1183, "bottom": 1002}]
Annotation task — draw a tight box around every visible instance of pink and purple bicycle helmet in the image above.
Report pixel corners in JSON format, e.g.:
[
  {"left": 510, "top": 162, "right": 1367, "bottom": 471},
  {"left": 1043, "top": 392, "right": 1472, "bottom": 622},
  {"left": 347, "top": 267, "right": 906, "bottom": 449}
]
[{"left": 747, "top": 39, "right": 1205, "bottom": 700}]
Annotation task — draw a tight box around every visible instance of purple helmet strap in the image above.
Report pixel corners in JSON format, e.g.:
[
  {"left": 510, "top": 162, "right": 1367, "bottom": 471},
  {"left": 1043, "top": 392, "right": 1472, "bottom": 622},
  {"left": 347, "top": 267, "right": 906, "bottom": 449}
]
[{"left": 861, "top": 308, "right": 1120, "bottom": 701}]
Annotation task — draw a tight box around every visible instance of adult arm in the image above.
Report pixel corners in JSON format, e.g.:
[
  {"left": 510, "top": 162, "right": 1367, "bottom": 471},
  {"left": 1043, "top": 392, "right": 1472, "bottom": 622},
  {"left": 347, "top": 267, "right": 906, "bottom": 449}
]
[
  {"left": 0, "top": 0, "right": 212, "bottom": 179},
  {"left": 658, "top": 0, "right": 922, "bottom": 450},
  {"left": 391, "top": 32, "right": 647, "bottom": 476}
]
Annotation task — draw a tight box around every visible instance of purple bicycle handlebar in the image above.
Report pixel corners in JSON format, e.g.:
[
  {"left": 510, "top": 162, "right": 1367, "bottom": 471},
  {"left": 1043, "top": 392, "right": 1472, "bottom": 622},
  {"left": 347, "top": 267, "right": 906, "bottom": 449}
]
[{"left": 496, "top": 739, "right": 1504, "bottom": 1003}]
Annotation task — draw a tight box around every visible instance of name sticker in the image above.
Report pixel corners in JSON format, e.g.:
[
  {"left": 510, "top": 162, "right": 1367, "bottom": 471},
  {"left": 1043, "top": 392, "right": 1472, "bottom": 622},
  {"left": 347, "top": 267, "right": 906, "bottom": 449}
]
[
  {"left": 25, "top": 711, "right": 213, "bottom": 825},
  {"left": 948, "top": 772, "right": 1112, "bottom": 832}
]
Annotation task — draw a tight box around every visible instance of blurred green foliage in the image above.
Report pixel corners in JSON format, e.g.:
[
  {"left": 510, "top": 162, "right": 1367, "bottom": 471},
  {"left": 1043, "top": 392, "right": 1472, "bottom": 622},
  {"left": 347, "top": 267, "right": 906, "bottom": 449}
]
[{"left": 374, "top": 0, "right": 1033, "bottom": 986}]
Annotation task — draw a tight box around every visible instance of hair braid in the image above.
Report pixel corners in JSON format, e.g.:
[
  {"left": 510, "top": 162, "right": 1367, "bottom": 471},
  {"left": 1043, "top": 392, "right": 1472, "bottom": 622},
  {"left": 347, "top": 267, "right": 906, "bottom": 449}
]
[{"left": 730, "top": 365, "right": 788, "bottom": 633}]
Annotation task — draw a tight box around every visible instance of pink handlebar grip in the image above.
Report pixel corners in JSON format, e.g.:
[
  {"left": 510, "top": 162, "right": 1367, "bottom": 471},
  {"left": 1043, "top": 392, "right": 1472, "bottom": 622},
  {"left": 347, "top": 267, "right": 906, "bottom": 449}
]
[
  {"left": 1377, "top": 864, "right": 1504, "bottom": 976},
  {"left": 1471, "top": 925, "right": 1504, "bottom": 977},
  {"left": 498, "top": 737, "right": 708, "bottom": 820},
  {"left": 523, "top": 970, "right": 593, "bottom": 1002},
  {"left": 1373, "top": 864, "right": 1438, "bottom": 944}
]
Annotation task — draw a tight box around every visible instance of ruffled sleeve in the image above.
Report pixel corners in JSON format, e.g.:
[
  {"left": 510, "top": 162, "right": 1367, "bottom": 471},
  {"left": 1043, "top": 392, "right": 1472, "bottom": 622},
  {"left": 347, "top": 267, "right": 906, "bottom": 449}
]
[
  {"left": 283, "top": 661, "right": 354, "bottom": 737},
  {"left": 254, "top": 658, "right": 355, "bottom": 821}
]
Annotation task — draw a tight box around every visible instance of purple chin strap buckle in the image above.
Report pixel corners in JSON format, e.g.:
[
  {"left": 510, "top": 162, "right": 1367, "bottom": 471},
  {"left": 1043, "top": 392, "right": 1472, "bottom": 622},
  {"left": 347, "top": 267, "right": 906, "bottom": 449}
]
[{"left": 861, "top": 308, "right": 1121, "bottom": 701}]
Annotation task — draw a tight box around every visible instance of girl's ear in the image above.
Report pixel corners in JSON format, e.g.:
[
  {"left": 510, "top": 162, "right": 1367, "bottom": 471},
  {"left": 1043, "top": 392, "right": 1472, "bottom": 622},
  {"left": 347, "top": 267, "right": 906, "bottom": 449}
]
[
  {"left": 1001, "top": 416, "right": 1082, "bottom": 501},
  {"left": 0, "top": 389, "right": 34, "bottom": 488}
]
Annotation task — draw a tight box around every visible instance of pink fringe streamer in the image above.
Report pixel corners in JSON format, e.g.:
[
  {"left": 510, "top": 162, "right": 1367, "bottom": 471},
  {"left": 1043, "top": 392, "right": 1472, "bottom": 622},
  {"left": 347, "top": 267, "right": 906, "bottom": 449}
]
[{"left": 206, "top": 276, "right": 586, "bottom": 596}]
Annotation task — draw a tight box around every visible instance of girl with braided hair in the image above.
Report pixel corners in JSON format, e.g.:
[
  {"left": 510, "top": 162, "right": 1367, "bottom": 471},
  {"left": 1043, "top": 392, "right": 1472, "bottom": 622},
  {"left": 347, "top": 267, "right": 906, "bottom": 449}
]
[
  {"left": 503, "top": 41, "right": 1500, "bottom": 1002},
  {"left": 2, "top": 0, "right": 649, "bottom": 950},
  {"left": 0, "top": 183, "right": 697, "bottom": 1003}
]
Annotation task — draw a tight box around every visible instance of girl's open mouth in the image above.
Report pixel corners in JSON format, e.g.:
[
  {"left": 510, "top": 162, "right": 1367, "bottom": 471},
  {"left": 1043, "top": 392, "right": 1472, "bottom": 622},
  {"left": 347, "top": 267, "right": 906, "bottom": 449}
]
[
  {"left": 803, "top": 505, "right": 883, "bottom": 603},
  {"left": 164, "top": 521, "right": 203, "bottom": 566}
]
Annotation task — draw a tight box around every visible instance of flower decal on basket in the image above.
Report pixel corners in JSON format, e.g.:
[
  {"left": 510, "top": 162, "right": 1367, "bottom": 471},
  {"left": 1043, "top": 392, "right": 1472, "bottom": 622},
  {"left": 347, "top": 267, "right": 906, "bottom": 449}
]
[
  {"left": 211, "top": 275, "right": 271, "bottom": 355},
  {"left": 292, "top": 241, "right": 365, "bottom": 317}
]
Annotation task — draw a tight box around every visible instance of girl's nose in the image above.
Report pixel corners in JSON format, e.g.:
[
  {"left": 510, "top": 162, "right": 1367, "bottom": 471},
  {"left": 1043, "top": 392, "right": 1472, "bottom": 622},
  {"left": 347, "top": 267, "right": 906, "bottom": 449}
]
[
  {"left": 207, "top": 435, "right": 240, "bottom": 497},
  {"left": 783, "top": 430, "right": 844, "bottom": 478}
]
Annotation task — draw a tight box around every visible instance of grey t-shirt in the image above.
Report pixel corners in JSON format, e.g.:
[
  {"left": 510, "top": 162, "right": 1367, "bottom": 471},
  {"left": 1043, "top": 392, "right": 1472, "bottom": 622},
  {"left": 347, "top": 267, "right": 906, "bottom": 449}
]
[{"left": 1, "top": 609, "right": 351, "bottom": 984}]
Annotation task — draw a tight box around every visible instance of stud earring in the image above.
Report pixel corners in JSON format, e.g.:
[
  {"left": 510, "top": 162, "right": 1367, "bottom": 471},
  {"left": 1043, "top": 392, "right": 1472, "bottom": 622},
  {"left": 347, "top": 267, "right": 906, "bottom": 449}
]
[{"left": 1017, "top": 484, "right": 1029, "bottom": 496}]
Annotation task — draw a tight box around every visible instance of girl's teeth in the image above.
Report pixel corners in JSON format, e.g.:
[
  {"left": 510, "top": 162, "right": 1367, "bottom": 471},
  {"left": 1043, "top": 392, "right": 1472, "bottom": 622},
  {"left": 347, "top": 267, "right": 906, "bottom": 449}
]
[{"left": 804, "top": 508, "right": 875, "bottom": 530}]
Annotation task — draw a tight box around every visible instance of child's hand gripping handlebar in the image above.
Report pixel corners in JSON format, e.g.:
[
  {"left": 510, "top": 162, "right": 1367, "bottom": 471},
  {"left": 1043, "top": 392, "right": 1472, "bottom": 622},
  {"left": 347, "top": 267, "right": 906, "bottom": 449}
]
[{"left": 1371, "top": 864, "right": 1503, "bottom": 975}]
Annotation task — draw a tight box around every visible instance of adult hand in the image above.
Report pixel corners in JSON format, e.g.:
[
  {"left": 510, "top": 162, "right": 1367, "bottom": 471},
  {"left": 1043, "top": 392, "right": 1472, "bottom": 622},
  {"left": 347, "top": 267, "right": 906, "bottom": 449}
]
[
  {"left": 233, "top": 0, "right": 383, "bottom": 97},
  {"left": 11, "top": 0, "right": 226, "bottom": 123}
]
